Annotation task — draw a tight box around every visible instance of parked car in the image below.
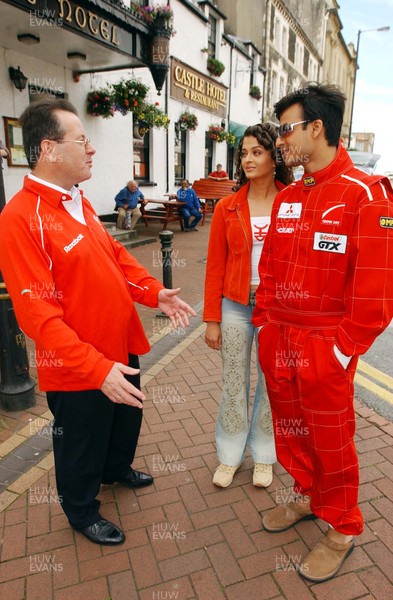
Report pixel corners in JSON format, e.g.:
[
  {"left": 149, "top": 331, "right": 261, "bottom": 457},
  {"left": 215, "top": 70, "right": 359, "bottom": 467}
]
[{"left": 348, "top": 151, "right": 381, "bottom": 175}]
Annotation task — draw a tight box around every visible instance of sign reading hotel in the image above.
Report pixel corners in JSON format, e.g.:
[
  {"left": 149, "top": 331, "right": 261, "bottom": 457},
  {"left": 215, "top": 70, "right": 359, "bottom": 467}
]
[
  {"left": 171, "top": 58, "right": 227, "bottom": 118},
  {"left": 7, "top": 0, "right": 134, "bottom": 53}
]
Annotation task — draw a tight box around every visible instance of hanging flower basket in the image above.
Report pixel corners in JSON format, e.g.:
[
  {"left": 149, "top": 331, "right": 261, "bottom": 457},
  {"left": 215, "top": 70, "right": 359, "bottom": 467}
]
[
  {"left": 86, "top": 89, "right": 114, "bottom": 119},
  {"left": 249, "top": 85, "right": 262, "bottom": 100},
  {"left": 139, "top": 3, "right": 175, "bottom": 37},
  {"left": 207, "top": 57, "right": 225, "bottom": 77},
  {"left": 177, "top": 111, "right": 198, "bottom": 131},
  {"left": 208, "top": 125, "right": 235, "bottom": 146},
  {"left": 226, "top": 132, "right": 236, "bottom": 147},
  {"left": 134, "top": 102, "right": 170, "bottom": 132},
  {"left": 111, "top": 78, "right": 149, "bottom": 115},
  {"left": 208, "top": 125, "right": 226, "bottom": 142}
]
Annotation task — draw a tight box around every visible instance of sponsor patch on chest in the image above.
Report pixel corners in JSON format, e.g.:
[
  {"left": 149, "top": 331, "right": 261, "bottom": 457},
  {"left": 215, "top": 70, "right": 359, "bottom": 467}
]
[
  {"left": 277, "top": 202, "right": 302, "bottom": 219},
  {"left": 380, "top": 216, "right": 393, "bottom": 229},
  {"left": 313, "top": 232, "right": 347, "bottom": 254}
]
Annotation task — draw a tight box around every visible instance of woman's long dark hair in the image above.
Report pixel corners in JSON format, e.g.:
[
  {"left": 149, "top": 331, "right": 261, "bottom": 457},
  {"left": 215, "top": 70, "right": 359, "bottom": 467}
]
[{"left": 234, "top": 123, "right": 294, "bottom": 188}]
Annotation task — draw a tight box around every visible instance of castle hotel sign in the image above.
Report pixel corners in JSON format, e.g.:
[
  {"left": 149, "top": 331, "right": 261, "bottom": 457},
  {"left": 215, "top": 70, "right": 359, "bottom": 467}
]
[{"left": 171, "top": 58, "right": 227, "bottom": 118}]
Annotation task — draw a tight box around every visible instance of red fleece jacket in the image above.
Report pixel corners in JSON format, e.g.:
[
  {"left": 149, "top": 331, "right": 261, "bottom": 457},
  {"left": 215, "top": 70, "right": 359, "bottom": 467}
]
[{"left": 0, "top": 176, "right": 164, "bottom": 391}]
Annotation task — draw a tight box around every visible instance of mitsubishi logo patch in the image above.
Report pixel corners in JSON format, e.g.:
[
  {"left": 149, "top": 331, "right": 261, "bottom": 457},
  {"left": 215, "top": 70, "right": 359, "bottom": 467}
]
[
  {"left": 313, "top": 232, "right": 347, "bottom": 254},
  {"left": 277, "top": 202, "right": 302, "bottom": 219}
]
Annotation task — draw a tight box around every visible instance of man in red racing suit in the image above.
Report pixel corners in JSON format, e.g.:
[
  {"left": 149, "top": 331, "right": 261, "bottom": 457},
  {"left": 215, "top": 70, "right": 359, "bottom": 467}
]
[{"left": 252, "top": 84, "right": 393, "bottom": 583}]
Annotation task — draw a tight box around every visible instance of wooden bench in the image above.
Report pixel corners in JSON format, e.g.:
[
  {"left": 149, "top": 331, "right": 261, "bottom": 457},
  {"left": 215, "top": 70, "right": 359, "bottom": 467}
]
[
  {"left": 191, "top": 179, "right": 237, "bottom": 224},
  {"left": 140, "top": 199, "right": 184, "bottom": 230}
]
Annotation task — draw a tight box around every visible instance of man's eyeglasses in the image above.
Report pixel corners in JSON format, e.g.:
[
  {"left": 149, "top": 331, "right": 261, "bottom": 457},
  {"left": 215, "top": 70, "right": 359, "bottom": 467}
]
[
  {"left": 277, "top": 120, "right": 309, "bottom": 138},
  {"left": 55, "top": 138, "right": 91, "bottom": 147}
]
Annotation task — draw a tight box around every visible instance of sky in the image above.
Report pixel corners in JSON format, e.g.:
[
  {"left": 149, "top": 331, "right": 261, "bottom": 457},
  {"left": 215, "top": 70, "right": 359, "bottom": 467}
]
[{"left": 338, "top": 0, "right": 393, "bottom": 173}]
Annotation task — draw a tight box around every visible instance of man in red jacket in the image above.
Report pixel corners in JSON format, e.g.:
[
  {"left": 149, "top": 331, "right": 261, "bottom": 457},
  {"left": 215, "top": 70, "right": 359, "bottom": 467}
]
[
  {"left": 0, "top": 98, "right": 195, "bottom": 546},
  {"left": 252, "top": 84, "right": 393, "bottom": 582}
]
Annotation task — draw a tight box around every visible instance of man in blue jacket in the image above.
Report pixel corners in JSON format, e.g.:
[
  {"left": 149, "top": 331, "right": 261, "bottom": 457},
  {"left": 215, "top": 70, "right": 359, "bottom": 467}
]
[
  {"left": 115, "top": 180, "right": 146, "bottom": 230},
  {"left": 176, "top": 179, "right": 202, "bottom": 232}
]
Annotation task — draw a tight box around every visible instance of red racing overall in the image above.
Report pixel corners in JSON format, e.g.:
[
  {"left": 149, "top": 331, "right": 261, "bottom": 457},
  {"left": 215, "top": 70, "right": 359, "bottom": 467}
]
[{"left": 252, "top": 144, "right": 393, "bottom": 535}]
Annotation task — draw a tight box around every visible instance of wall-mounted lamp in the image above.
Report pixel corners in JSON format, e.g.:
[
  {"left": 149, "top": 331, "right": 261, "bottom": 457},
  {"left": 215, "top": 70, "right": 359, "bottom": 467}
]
[
  {"left": 9, "top": 66, "right": 28, "bottom": 92},
  {"left": 17, "top": 33, "right": 40, "bottom": 45},
  {"left": 67, "top": 52, "right": 87, "bottom": 61}
]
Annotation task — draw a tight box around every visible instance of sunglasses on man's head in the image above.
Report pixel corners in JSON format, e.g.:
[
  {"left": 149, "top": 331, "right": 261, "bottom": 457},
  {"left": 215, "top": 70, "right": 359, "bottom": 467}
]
[{"left": 277, "top": 120, "right": 309, "bottom": 138}]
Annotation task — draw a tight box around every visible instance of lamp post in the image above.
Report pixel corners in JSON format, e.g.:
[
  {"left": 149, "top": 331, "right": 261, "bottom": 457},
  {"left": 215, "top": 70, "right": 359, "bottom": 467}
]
[{"left": 348, "top": 26, "right": 390, "bottom": 147}]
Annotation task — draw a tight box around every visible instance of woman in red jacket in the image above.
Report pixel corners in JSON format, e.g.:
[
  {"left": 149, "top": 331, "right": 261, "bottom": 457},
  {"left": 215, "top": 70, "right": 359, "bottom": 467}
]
[{"left": 203, "top": 123, "right": 293, "bottom": 487}]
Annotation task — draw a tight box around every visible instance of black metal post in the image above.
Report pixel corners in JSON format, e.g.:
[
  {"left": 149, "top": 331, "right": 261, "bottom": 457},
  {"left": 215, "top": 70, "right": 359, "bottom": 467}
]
[
  {"left": 156, "top": 230, "right": 173, "bottom": 320},
  {"left": 159, "top": 229, "right": 173, "bottom": 289},
  {"left": 0, "top": 153, "right": 36, "bottom": 411}
]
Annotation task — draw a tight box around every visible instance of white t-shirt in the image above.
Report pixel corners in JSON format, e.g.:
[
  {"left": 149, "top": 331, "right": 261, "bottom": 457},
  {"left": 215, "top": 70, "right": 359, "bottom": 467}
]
[{"left": 250, "top": 216, "right": 270, "bottom": 285}]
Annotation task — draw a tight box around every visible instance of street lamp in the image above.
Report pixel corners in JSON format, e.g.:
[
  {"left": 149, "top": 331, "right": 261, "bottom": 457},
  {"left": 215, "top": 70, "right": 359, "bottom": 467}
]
[{"left": 348, "top": 26, "right": 390, "bottom": 147}]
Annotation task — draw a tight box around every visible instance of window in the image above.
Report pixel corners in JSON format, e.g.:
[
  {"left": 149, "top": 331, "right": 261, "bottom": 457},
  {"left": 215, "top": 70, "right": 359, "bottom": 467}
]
[
  {"left": 174, "top": 125, "right": 186, "bottom": 184},
  {"left": 270, "top": 6, "right": 275, "bottom": 41},
  {"left": 208, "top": 15, "right": 217, "bottom": 57},
  {"left": 303, "top": 48, "right": 309, "bottom": 77},
  {"left": 279, "top": 76, "right": 285, "bottom": 100},
  {"left": 271, "top": 71, "right": 277, "bottom": 105},
  {"left": 274, "top": 19, "right": 281, "bottom": 48},
  {"left": 205, "top": 132, "right": 213, "bottom": 178},
  {"left": 282, "top": 28, "right": 288, "bottom": 57},
  {"left": 288, "top": 30, "right": 296, "bottom": 64},
  {"left": 250, "top": 51, "right": 258, "bottom": 86},
  {"left": 133, "top": 131, "right": 150, "bottom": 181}
]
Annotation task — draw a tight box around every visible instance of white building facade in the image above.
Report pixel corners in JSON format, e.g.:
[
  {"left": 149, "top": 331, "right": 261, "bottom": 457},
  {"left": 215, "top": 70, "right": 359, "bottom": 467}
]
[{"left": 0, "top": 0, "right": 265, "bottom": 216}]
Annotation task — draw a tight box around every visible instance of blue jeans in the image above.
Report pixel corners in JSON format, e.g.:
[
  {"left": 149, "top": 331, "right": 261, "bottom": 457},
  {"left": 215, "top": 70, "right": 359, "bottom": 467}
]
[
  {"left": 216, "top": 297, "right": 277, "bottom": 466},
  {"left": 179, "top": 207, "right": 202, "bottom": 229}
]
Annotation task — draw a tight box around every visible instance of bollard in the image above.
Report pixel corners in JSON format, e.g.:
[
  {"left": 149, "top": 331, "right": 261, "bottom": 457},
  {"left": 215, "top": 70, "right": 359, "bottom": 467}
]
[
  {"left": 156, "top": 230, "right": 173, "bottom": 320},
  {"left": 159, "top": 229, "right": 173, "bottom": 289},
  {"left": 0, "top": 281, "right": 36, "bottom": 411},
  {"left": 0, "top": 152, "right": 36, "bottom": 411}
]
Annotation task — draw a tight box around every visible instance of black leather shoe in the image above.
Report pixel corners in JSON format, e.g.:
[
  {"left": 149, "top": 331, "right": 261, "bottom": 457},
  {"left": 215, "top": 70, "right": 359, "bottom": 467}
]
[
  {"left": 117, "top": 469, "right": 154, "bottom": 488},
  {"left": 78, "top": 519, "right": 125, "bottom": 546}
]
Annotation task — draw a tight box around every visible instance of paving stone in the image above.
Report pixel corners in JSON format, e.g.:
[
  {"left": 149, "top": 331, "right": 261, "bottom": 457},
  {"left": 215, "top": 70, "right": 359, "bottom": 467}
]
[
  {"left": 226, "top": 574, "right": 280, "bottom": 600},
  {"left": 191, "top": 568, "right": 225, "bottom": 600}
]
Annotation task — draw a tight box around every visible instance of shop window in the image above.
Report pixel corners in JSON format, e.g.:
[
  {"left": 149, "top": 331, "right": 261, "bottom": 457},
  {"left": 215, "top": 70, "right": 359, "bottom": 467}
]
[
  {"left": 133, "top": 132, "right": 150, "bottom": 182},
  {"left": 174, "top": 125, "right": 186, "bottom": 184},
  {"left": 205, "top": 132, "right": 213, "bottom": 177}
]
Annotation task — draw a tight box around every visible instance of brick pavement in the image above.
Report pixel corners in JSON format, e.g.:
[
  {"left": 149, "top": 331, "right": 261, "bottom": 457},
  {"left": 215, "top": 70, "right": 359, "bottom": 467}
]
[{"left": 0, "top": 217, "right": 393, "bottom": 599}]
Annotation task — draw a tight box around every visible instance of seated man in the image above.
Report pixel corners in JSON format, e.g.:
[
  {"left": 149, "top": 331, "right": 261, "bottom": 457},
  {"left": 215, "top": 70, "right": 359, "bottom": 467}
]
[
  {"left": 176, "top": 179, "right": 202, "bottom": 232},
  {"left": 0, "top": 139, "right": 9, "bottom": 159},
  {"left": 115, "top": 180, "right": 146, "bottom": 230},
  {"left": 208, "top": 163, "right": 229, "bottom": 180}
]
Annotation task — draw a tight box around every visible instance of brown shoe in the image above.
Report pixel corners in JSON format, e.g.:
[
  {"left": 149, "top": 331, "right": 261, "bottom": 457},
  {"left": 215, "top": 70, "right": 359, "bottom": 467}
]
[
  {"left": 298, "top": 533, "right": 355, "bottom": 583},
  {"left": 262, "top": 501, "right": 316, "bottom": 533}
]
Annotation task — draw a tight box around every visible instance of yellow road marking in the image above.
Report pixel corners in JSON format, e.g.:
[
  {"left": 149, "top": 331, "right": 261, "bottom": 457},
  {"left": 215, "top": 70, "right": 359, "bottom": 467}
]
[
  {"left": 357, "top": 358, "right": 393, "bottom": 390},
  {"left": 355, "top": 372, "right": 393, "bottom": 405}
]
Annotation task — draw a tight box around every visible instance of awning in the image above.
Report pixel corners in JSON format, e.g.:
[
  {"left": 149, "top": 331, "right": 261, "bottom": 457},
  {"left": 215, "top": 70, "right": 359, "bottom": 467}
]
[{"left": 229, "top": 121, "right": 248, "bottom": 147}]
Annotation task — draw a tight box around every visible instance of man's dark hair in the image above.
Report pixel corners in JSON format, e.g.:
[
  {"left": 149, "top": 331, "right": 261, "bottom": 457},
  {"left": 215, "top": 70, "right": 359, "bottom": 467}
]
[
  {"left": 19, "top": 98, "right": 78, "bottom": 169},
  {"left": 274, "top": 83, "right": 346, "bottom": 147},
  {"left": 234, "top": 122, "right": 294, "bottom": 187}
]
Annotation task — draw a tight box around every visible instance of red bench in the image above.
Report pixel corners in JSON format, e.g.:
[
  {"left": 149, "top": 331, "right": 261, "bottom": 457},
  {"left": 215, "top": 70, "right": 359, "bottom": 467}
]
[{"left": 191, "top": 179, "right": 237, "bottom": 224}]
